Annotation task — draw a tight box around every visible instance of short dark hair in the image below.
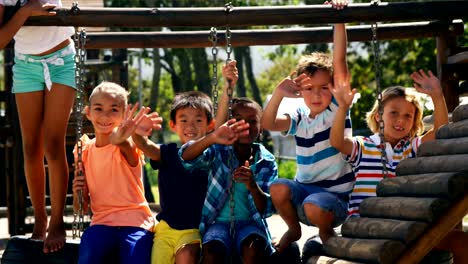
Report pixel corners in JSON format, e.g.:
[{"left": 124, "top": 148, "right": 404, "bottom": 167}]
[
  {"left": 170, "top": 91, "right": 214, "bottom": 123},
  {"left": 232, "top": 97, "right": 263, "bottom": 116}
]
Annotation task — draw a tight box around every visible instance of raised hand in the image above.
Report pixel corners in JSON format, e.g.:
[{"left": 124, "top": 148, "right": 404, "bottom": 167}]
[
  {"left": 222, "top": 60, "right": 239, "bottom": 88},
  {"left": 110, "top": 103, "right": 150, "bottom": 145},
  {"left": 25, "top": 0, "right": 57, "bottom": 17},
  {"left": 411, "top": 69, "right": 443, "bottom": 98},
  {"left": 275, "top": 71, "right": 303, "bottom": 98},
  {"left": 324, "top": 0, "right": 348, "bottom": 10},
  {"left": 233, "top": 160, "right": 256, "bottom": 192},
  {"left": 134, "top": 108, "right": 163, "bottom": 136},
  {"left": 330, "top": 75, "right": 357, "bottom": 108},
  {"left": 212, "top": 119, "right": 249, "bottom": 145}
]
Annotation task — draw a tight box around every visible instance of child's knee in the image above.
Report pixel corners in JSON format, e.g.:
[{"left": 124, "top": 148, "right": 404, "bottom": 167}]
[
  {"left": 303, "top": 203, "right": 334, "bottom": 225},
  {"left": 270, "top": 183, "right": 291, "bottom": 200},
  {"left": 44, "top": 135, "right": 65, "bottom": 160}
]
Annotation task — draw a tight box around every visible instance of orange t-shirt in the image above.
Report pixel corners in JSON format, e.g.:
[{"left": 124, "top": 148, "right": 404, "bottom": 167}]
[{"left": 76, "top": 135, "right": 155, "bottom": 231}]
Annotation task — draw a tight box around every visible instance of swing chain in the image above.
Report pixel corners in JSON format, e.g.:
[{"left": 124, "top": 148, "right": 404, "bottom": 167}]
[
  {"left": 224, "top": 2, "right": 236, "bottom": 245},
  {"left": 72, "top": 26, "right": 87, "bottom": 239},
  {"left": 209, "top": 27, "right": 219, "bottom": 114},
  {"left": 371, "top": 21, "right": 389, "bottom": 179}
]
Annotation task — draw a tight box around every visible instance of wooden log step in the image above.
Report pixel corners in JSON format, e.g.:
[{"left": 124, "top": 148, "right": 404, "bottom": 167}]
[
  {"left": 360, "top": 197, "right": 449, "bottom": 222},
  {"left": 341, "top": 217, "right": 428, "bottom": 244},
  {"left": 417, "top": 137, "right": 468, "bottom": 156},
  {"left": 305, "top": 256, "right": 364, "bottom": 264},
  {"left": 1, "top": 236, "right": 80, "bottom": 264},
  {"left": 323, "top": 236, "right": 405, "bottom": 264},
  {"left": 376, "top": 172, "right": 468, "bottom": 200},
  {"left": 396, "top": 154, "right": 468, "bottom": 175},
  {"left": 451, "top": 103, "right": 468, "bottom": 122},
  {"left": 436, "top": 119, "right": 468, "bottom": 139}
]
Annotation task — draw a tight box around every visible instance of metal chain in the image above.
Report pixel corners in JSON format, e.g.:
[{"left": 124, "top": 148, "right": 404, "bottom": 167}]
[
  {"left": 209, "top": 27, "right": 219, "bottom": 114},
  {"left": 370, "top": 18, "right": 389, "bottom": 179},
  {"left": 72, "top": 19, "right": 87, "bottom": 239},
  {"left": 223, "top": 1, "right": 237, "bottom": 248}
]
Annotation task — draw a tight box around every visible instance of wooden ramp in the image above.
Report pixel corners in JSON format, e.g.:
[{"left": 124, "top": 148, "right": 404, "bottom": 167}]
[{"left": 303, "top": 103, "right": 468, "bottom": 264}]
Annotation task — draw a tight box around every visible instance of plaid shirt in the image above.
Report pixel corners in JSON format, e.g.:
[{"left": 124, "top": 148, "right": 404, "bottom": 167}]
[{"left": 180, "top": 142, "right": 278, "bottom": 252}]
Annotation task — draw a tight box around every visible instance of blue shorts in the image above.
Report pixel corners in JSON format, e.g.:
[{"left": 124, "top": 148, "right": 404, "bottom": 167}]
[
  {"left": 272, "top": 178, "right": 348, "bottom": 227},
  {"left": 78, "top": 225, "right": 153, "bottom": 264},
  {"left": 12, "top": 43, "right": 76, "bottom": 93},
  {"left": 203, "top": 221, "right": 268, "bottom": 256}
]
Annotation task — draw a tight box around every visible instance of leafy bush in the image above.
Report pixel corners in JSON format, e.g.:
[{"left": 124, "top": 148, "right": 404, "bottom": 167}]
[{"left": 277, "top": 159, "right": 296, "bottom": 180}]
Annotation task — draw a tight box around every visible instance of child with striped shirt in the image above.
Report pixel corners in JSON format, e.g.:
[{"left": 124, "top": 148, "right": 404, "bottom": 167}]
[
  {"left": 262, "top": 8, "right": 353, "bottom": 251},
  {"left": 329, "top": 71, "right": 448, "bottom": 217}
]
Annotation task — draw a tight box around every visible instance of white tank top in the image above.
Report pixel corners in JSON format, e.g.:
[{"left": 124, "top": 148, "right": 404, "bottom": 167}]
[{"left": 1, "top": 0, "right": 75, "bottom": 54}]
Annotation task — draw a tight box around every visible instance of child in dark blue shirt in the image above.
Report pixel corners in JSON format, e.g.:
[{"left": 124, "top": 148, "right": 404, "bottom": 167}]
[{"left": 132, "top": 91, "right": 214, "bottom": 264}]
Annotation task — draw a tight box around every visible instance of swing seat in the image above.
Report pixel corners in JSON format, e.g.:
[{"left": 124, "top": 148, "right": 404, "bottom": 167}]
[{"left": 1, "top": 236, "right": 80, "bottom": 264}]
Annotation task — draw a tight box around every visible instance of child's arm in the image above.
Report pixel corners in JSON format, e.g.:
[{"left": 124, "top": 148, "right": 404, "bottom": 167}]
[
  {"left": 132, "top": 110, "right": 164, "bottom": 161},
  {"left": 181, "top": 119, "right": 249, "bottom": 161},
  {"left": 234, "top": 161, "right": 267, "bottom": 213},
  {"left": 0, "top": 0, "right": 56, "bottom": 48},
  {"left": 261, "top": 74, "right": 301, "bottom": 132},
  {"left": 215, "top": 60, "right": 239, "bottom": 128},
  {"left": 410, "top": 70, "right": 449, "bottom": 143},
  {"left": 110, "top": 104, "right": 150, "bottom": 166},
  {"left": 333, "top": 23, "right": 348, "bottom": 83}
]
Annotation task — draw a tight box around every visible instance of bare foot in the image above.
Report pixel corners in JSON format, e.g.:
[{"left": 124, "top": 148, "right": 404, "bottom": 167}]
[
  {"left": 31, "top": 215, "right": 47, "bottom": 241},
  {"left": 319, "top": 229, "right": 337, "bottom": 243},
  {"left": 274, "top": 228, "right": 301, "bottom": 253},
  {"left": 43, "top": 219, "right": 66, "bottom": 253}
]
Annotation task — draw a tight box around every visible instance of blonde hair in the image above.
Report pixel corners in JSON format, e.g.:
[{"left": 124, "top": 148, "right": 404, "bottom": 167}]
[
  {"left": 296, "top": 52, "right": 333, "bottom": 77},
  {"left": 366, "top": 86, "right": 424, "bottom": 138},
  {"left": 88, "top": 81, "right": 129, "bottom": 108}
]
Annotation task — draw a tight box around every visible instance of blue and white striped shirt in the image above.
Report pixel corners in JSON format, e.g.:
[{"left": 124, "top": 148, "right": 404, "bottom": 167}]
[{"left": 283, "top": 98, "right": 354, "bottom": 195}]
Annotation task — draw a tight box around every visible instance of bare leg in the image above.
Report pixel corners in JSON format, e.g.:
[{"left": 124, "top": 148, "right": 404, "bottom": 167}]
[
  {"left": 240, "top": 235, "right": 266, "bottom": 264},
  {"left": 202, "top": 241, "right": 226, "bottom": 264},
  {"left": 15, "top": 91, "right": 47, "bottom": 241},
  {"left": 303, "top": 203, "right": 336, "bottom": 243},
  {"left": 175, "top": 243, "right": 201, "bottom": 264},
  {"left": 42, "top": 84, "right": 76, "bottom": 253},
  {"left": 270, "top": 183, "right": 301, "bottom": 253}
]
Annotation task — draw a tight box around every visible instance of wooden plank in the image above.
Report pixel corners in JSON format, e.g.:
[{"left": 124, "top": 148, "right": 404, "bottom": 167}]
[
  {"left": 377, "top": 172, "right": 467, "bottom": 200},
  {"left": 436, "top": 119, "right": 468, "bottom": 139},
  {"left": 341, "top": 217, "right": 428, "bottom": 244},
  {"left": 360, "top": 197, "right": 449, "bottom": 222},
  {"left": 395, "top": 193, "right": 468, "bottom": 264},
  {"left": 23, "top": 1, "right": 468, "bottom": 27},
  {"left": 417, "top": 137, "right": 468, "bottom": 157},
  {"left": 1, "top": 236, "right": 80, "bottom": 264},
  {"left": 451, "top": 103, "right": 468, "bottom": 122},
  {"left": 72, "top": 21, "right": 465, "bottom": 49},
  {"left": 323, "top": 237, "right": 405, "bottom": 264},
  {"left": 447, "top": 51, "right": 468, "bottom": 64},
  {"left": 396, "top": 154, "right": 468, "bottom": 176},
  {"left": 306, "top": 256, "right": 363, "bottom": 264}
]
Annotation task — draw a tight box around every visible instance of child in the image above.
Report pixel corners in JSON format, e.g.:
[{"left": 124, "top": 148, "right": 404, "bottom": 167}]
[
  {"left": 261, "top": 3, "right": 352, "bottom": 251},
  {"left": 132, "top": 91, "right": 215, "bottom": 264},
  {"left": 0, "top": 0, "right": 75, "bottom": 253},
  {"left": 180, "top": 62, "right": 278, "bottom": 263},
  {"left": 329, "top": 71, "right": 448, "bottom": 217},
  {"left": 72, "top": 82, "right": 155, "bottom": 264}
]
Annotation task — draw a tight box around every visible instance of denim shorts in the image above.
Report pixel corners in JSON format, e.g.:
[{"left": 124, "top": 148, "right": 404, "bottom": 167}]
[
  {"left": 272, "top": 178, "right": 348, "bottom": 227},
  {"left": 203, "top": 220, "right": 268, "bottom": 255},
  {"left": 13, "top": 43, "right": 76, "bottom": 93}
]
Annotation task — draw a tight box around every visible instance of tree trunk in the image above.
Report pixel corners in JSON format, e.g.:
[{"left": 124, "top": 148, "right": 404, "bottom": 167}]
[
  {"left": 234, "top": 47, "right": 246, "bottom": 97},
  {"left": 191, "top": 48, "right": 211, "bottom": 95},
  {"left": 244, "top": 47, "right": 262, "bottom": 105},
  {"left": 173, "top": 48, "right": 193, "bottom": 92}
]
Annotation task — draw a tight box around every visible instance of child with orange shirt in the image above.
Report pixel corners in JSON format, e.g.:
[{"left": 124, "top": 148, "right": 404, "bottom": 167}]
[{"left": 72, "top": 82, "right": 159, "bottom": 264}]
